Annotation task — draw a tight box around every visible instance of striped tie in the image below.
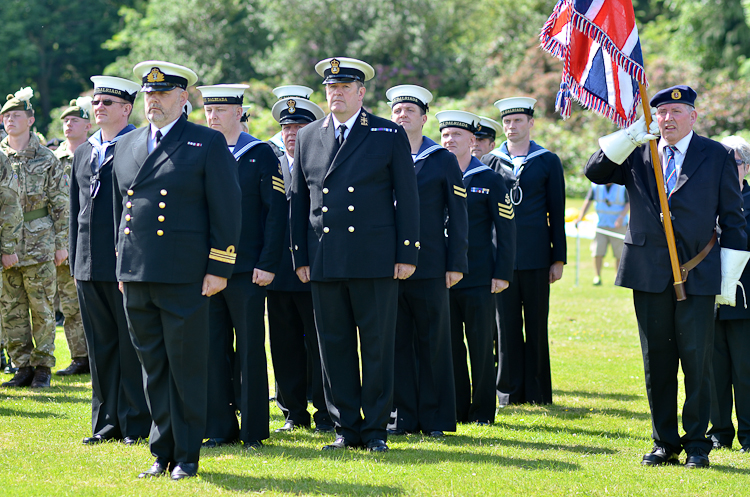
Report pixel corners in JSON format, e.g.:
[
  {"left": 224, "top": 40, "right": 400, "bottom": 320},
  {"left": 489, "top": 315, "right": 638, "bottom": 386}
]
[{"left": 664, "top": 146, "right": 677, "bottom": 200}]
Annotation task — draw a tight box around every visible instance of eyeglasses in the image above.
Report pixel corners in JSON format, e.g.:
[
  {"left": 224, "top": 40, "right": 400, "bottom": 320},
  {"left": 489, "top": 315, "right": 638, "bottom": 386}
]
[
  {"left": 737, "top": 159, "right": 746, "bottom": 167},
  {"left": 92, "top": 99, "right": 126, "bottom": 107}
]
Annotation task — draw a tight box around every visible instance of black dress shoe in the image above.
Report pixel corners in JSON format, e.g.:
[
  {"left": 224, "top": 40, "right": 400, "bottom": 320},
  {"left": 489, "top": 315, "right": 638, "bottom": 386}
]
[
  {"left": 474, "top": 420, "right": 491, "bottom": 426},
  {"left": 275, "top": 420, "right": 308, "bottom": 432},
  {"left": 424, "top": 430, "right": 445, "bottom": 437},
  {"left": 684, "top": 448, "right": 710, "bottom": 468},
  {"left": 712, "top": 440, "right": 731, "bottom": 450},
  {"left": 201, "top": 437, "right": 237, "bottom": 448},
  {"left": 30, "top": 366, "right": 51, "bottom": 388},
  {"left": 122, "top": 437, "right": 144, "bottom": 445},
  {"left": 387, "top": 428, "right": 407, "bottom": 436},
  {"left": 2, "top": 366, "right": 34, "bottom": 387},
  {"left": 244, "top": 439, "right": 263, "bottom": 450},
  {"left": 171, "top": 462, "right": 198, "bottom": 480},
  {"left": 641, "top": 446, "right": 679, "bottom": 466},
  {"left": 314, "top": 424, "right": 335, "bottom": 433},
  {"left": 322, "top": 436, "right": 360, "bottom": 450},
  {"left": 56, "top": 357, "right": 90, "bottom": 376},
  {"left": 82, "top": 434, "right": 106, "bottom": 445},
  {"left": 138, "top": 458, "right": 173, "bottom": 478},
  {"left": 365, "top": 439, "right": 389, "bottom": 452}
]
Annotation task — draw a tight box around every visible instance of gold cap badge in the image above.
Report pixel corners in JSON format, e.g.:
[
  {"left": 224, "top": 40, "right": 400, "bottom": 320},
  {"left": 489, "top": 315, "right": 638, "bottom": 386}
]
[
  {"left": 671, "top": 89, "right": 681, "bottom": 100},
  {"left": 330, "top": 59, "right": 340, "bottom": 75},
  {"left": 147, "top": 68, "right": 166, "bottom": 83},
  {"left": 287, "top": 99, "right": 296, "bottom": 114}
]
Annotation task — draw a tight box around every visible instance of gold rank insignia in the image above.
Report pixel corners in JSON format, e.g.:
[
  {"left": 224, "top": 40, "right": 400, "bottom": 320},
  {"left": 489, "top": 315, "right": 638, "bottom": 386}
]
[
  {"left": 287, "top": 99, "right": 296, "bottom": 114},
  {"left": 209, "top": 245, "right": 237, "bottom": 264},
  {"left": 498, "top": 200, "right": 514, "bottom": 220},
  {"left": 505, "top": 193, "right": 510, "bottom": 204},
  {"left": 147, "top": 67, "right": 166, "bottom": 83},
  {"left": 360, "top": 111, "right": 368, "bottom": 126},
  {"left": 453, "top": 185, "right": 467, "bottom": 198},
  {"left": 476, "top": 124, "right": 482, "bottom": 132},
  {"left": 330, "top": 59, "right": 340, "bottom": 74},
  {"left": 272, "top": 175, "right": 285, "bottom": 194},
  {"left": 671, "top": 89, "right": 681, "bottom": 100}
]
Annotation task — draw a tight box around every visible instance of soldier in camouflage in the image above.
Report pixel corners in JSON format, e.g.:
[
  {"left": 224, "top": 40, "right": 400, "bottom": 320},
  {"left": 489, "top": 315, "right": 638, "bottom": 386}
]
[
  {"left": 0, "top": 87, "right": 69, "bottom": 389},
  {"left": 52, "top": 98, "right": 92, "bottom": 376},
  {"left": 0, "top": 146, "right": 23, "bottom": 370}
]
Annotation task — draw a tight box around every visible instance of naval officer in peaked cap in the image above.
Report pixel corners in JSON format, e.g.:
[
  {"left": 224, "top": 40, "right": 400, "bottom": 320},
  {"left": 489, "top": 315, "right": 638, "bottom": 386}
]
[
  {"left": 197, "top": 83, "right": 287, "bottom": 449},
  {"left": 472, "top": 116, "right": 502, "bottom": 159},
  {"left": 267, "top": 85, "right": 334, "bottom": 434},
  {"left": 112, "top": 61, "right": 242, "bottom": 479},
  {"left": 386, "top": 85, "right": 468, "bottom": 437},
  {"left": 290, "top": 57, "right": 420, "bottom": 452}
]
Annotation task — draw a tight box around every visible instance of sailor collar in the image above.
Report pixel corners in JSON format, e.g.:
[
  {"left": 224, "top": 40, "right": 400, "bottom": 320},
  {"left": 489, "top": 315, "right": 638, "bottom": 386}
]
[
  {"left": 490, "top": 140, "right": 550, "bottom": 172},
  {"left": 232, "top": 131, "right": 264, "bottom": 160},
  {"left": 462, "top": 156, "right": 492, "bottom": 180},
  {"left": 413, "top": 136, "right": 444, "bottom": 163}
]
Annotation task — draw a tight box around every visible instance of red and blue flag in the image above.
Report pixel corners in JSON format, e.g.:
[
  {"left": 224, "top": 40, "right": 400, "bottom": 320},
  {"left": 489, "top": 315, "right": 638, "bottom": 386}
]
[{"left": 540, "top": 0, "right": 647, "bottom": 127}]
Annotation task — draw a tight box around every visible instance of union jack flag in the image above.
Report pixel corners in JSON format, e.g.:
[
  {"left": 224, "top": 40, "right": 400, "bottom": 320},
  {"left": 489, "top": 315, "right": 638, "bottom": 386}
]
[{"left": 540, "top": 0, "right": 647, "bottom": 128}]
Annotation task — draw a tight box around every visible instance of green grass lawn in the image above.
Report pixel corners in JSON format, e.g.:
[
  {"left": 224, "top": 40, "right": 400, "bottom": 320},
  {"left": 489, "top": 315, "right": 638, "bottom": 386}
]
[{"left": 2, "top": 216, "right": 750, "bottom": 495}]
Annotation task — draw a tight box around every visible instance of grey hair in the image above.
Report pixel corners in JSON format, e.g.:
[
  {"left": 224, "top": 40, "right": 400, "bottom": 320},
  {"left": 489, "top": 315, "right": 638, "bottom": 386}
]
[{"left": 721, "top": 135, "right": 750, "bottom": 164}]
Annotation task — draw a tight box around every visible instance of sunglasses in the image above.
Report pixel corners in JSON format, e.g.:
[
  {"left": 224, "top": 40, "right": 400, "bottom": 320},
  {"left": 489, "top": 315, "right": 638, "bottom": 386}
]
[
  {"left": 92, "top": 99, "right": 126, "bottom": 107},
  {"left": 737, "top": 159, "right": 746, "bottom": 167}
]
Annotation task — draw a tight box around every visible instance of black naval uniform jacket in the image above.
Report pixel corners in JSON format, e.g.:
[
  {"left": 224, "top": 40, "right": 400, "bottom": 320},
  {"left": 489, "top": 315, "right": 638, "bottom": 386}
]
[
  {"left": 112, "top": 116, "right": 241, "bottom": 282},
  {"left": 718, "top": 180, "right": 750, "bottom": 320},
  {"left": 585, "top": 133, "right": 746, "bottom": 295},
  {"left": 290, "top": 110, "right": 420, "bottom": 280},
  {"left": 269, "top": 154, "right": 310, "bottom": 292},
  {"left": 482, "top": 141, "right": 566, "bottom": 270},
  {"left": 70, "top": 125, "right": 136, "bottom": 281},
  {"left": 231, "top": 132, "right": 286, "bottom": 275},
  {"left": 410, "top": 137, "right": 468, "bottom": 279},
  {"left": 453, "top": 157, "right": 516, "bottom": 290}
]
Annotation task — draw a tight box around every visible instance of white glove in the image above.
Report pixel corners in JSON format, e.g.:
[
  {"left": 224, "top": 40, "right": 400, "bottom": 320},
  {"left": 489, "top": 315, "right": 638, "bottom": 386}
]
[
  {"left": 598, "top": 116, "right": 660, "bottom": 165},
  {"left": 716, "top": 248, "right": 750, "bottom": 307}
]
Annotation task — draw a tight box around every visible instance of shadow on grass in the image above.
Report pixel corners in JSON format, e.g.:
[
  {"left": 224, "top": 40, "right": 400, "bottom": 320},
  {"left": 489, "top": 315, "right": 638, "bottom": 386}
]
[
  {"left": 0, "top": 406, "right": 65, "bottom": 418},
  {"left": 709, "top": 464, "right": 750, "bottom": 474},
  {"left": 439, "top": 434, "right": 616, "bottom": 455},
  {"left": 499, "top": 404, "right": 650, "bottom": 421},
  {"left": 555, "top": 389, "right": 642, "bottom": 402},
  {"left": 493, "top": 419, "right": 647, "bottom": 442},
  {"left": 203, "top": 472, "right": 404, "bottom": 495}
]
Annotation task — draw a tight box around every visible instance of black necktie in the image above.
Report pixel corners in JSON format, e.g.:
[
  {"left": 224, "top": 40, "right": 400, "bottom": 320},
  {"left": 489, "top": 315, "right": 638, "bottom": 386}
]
[
  {"left": 156, "top": 130, "right": 163, "bottom": 144},
  {"left": 337, "top": 124, "right": 347, "bottom": 146}
]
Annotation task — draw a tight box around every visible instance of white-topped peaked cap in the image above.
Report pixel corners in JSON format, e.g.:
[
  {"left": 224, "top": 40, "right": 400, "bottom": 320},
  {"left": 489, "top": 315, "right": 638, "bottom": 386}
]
[
  {"left": 272, "top": 85, "right": 314, "bottom": 100},
  {"left": 272, "top": 97, "right": 325, "bottom": 124},
  {"left": 385, "top": 85, "right": 433, "bottom": 111},
  {"left": 435, "top": 110, "right": 481, "bottom": 132},
  {"left": 133, "top": 60, "right": 198, "bottom": 92},
  {"left": 315, "top": 57, "right": 375, "bottom": 84},
  {"left": 494, "top": 97, "right": 537, "bottom": 118},
  {"left": 196, "top": 84, "right": 249, "bottom": 105},
  {"left": 475, "top": 116, "right": 502, "bottom": 139},
  {"left": 90, "top": 76, "right": 141, "bottom": 102}
]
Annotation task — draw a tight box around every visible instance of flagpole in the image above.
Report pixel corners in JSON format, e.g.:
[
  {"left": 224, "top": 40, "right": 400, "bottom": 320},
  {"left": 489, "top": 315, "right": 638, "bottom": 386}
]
[{"left": 638, "top": 83, "right": 687, "bottom": 301}]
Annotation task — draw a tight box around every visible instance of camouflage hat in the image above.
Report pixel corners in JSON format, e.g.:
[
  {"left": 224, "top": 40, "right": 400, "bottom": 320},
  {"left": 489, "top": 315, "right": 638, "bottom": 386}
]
[
  {"left": 1, "top": 87, "right": 34, "bottom": 114},
  {"left": 60, "top": 96, "right": 93, "bottom": 120}
]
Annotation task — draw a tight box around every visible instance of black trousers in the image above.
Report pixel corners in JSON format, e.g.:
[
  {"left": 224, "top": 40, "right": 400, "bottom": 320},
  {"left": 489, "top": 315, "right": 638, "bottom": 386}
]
[
  {"left": 496, "top": 268, "right": 552, "bottom": 405},
  {"left": 206, "top": 272, "right": 269, "bottom": 444},
  {"left": 122, "top": 281, "right": 208, "bottom": 463},
  {"left": 267, "top": 290, "right": 330, "bottom": 427},
  {"left": 709, "top": 317, "right": 750, "bottom": 448},
  {"left": 77, "top": 280, "right": 150, "bottom": 440},
  {"left": 633, "top": 288, "right": 714, "bottom": 454},
  {"left": 392, "top": 277, "right": 456, "bottom": 432},
  {"left": 311, "top": 277, "right": 398, "bottom": 445},
  {"left": 450, "top": 285, "right": 496, "bottom": 424}
]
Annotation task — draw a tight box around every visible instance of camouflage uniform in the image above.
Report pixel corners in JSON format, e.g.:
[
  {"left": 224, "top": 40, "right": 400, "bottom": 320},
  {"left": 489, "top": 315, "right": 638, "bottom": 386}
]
[
  {"left": 53, "top": 141, "right": 86, "bottom": 359},
  {"left": 0, "top": 150, "right": 23, "bottom": 349},
  {"left": 0, "top": 132, "right": 68, "bottom": 369}
]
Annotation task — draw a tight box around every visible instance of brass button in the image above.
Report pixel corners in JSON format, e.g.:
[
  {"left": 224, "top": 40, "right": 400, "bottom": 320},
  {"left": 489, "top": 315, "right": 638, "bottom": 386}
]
[
  {"left": 157, "top": 230, "right": 164, "bottom": 236},
  {"left": 348, "top": 226, "right": 355, "bottom": 232},
  {"left": 160, "top": 189, "right": 167, "bottom": 196},
  {"left": 348, "top": 205, "right": 354, "bottom": 212},
  {"left": 123, "top": 228, "right": 130, "bottom": 235},
  {"left": 348, "top": 186, "right": 354, "bottom": 192},
  {"left": 322, "top": 206, "right": 328, "bottom": 213},
  {"left": 158, "top": 215, "right": 165, "bottom": 222},
  {"left": 159, "top": 202, "right": 166, "bottom": 209},
  {"left": 323, "top": 227, "right": 330, "bottom": 233},
  {"left": 126, "top": 201, "right": 132, "bottom": 208},
  {"left": 125, "top": 214, "right": 131, "bottom": 221},
  {"left": 294, "top": 245, "right": 299, "bottom": 250},
  {"left": 323, "top": 188, "right": 329, "bottom": 194},
  {"left": 415, "top": 241, "right": 420, "bottom": 248},
  {"left": 127, "top": 189, "right": 134, "bottom": 196},
  {"left": 404, "top": 240, "right": 410, "bottom": 246}
]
